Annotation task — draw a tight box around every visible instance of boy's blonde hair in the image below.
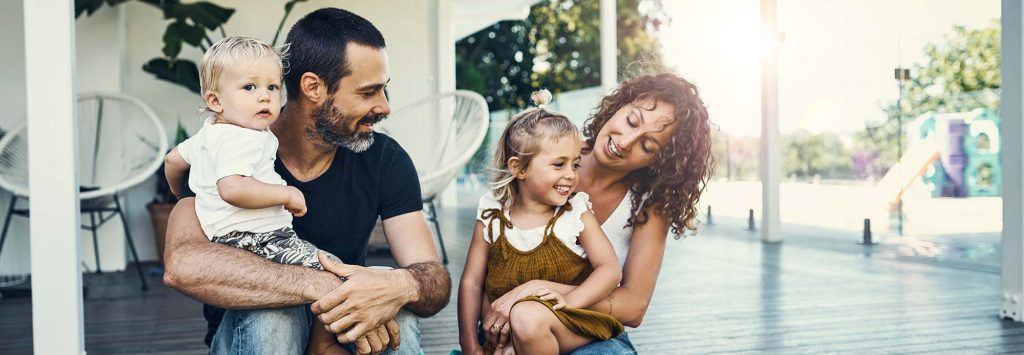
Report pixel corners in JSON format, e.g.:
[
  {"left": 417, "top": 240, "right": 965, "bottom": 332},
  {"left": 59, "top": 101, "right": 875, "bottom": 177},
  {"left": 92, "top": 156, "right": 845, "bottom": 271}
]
[
  {"left": 199, "top": 36, "right": 287, "bottom": 96},
  {"left": 491, "top": 90, "right": 582, "bottom": 205}
]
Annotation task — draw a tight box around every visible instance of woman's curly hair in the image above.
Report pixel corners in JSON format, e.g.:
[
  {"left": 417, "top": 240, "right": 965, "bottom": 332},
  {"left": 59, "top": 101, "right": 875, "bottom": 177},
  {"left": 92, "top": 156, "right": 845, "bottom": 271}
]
[{"left": 582, "top": 73, "right": 715, "bottom": 237}]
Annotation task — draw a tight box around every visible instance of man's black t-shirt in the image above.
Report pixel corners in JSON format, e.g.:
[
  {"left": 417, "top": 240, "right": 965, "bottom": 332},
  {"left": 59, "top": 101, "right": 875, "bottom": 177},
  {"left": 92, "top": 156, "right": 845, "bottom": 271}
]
[
  {"left": 280, "top": 132, "right": 422, "bottom": 265},
  {"left": 202, "top": 132, "right": 422, "bottom": 346}
]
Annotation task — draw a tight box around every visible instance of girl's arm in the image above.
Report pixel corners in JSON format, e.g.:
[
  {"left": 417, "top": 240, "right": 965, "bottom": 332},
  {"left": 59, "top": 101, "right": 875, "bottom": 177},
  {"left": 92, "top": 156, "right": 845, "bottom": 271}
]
[
  {"left": 562, "top": 210, "right": 622, "bottom": 309},
  {"left": 458, "top": 221, "right": 489, "bottom": 354},
  {"left": 164, "top": 147, "right": 190, "bottom": 199}
]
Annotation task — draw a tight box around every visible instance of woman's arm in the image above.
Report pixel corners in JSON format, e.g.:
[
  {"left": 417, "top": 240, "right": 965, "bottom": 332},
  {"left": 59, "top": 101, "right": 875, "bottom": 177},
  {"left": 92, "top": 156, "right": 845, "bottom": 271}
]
[
  {"left": 587, "top": 207, "right": 669, "bottom": 327},
  {"left": 563, "top": 211, "right": 622, "bottom": 309},
  {"left": 458, "top": 222, "right": 489, "bottom": 354}
]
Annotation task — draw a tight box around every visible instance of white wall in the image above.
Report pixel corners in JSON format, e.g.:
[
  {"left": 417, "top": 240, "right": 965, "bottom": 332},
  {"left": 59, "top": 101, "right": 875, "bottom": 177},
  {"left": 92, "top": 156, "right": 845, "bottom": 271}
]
[{"left": 0, "top": 1, "right": 449, "bottom": 274}]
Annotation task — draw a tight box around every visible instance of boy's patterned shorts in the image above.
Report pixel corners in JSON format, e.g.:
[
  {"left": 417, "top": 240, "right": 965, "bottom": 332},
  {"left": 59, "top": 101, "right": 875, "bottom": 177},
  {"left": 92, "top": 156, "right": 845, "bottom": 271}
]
[{"left": 212, "top": 227, "right": 327, "bottom": 270}]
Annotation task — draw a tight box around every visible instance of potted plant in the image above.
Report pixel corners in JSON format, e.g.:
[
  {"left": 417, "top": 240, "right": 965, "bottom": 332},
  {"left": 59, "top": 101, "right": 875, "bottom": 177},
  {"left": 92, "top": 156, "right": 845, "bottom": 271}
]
[{"left": 146, "top": 121, "right": 189, "bottom": 264}]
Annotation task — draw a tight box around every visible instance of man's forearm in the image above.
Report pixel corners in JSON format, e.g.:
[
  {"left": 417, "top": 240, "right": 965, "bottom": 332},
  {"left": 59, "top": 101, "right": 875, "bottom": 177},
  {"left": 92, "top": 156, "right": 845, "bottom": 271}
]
[
  {"left": 162, "top": 198, "right": 339, "bottom": 309},
  {"left": 400, "top": 261, "right": 451, "bottom": 317},
  {"left": 166, "top": 240, "right": 339, "bottom": 309}
]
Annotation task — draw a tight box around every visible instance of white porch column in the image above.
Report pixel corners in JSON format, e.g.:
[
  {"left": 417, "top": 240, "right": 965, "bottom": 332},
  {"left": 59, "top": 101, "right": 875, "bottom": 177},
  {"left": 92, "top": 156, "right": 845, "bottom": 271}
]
[
  {"left": 435, "top": 0, "right": 459, "bottom": 208},
  {"left": 760, "top": 0, "right": 782, "bottom": 243},
  {"left": 600, "top": 0, "right": 617, "bottom": 92},
  {"left": 24, "top": 0, "right": 85, "bottom": 353},
  {"left": 1001, "top": 0, "right": 1024, "bottom": 322},
  {"left": 436, "top": 0, "right": 455, "bottom": 95}
]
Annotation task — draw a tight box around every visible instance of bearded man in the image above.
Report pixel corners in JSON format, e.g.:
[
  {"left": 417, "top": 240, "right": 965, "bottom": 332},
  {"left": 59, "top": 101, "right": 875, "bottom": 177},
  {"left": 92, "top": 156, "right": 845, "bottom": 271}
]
[{"left": 162, "top": 8, "right": 450, "bottom": 355}]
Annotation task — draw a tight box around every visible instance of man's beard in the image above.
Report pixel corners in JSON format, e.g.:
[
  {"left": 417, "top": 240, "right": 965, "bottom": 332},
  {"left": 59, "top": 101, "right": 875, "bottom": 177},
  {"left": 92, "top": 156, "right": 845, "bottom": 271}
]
[{"left": 312, "top": 98, "right": 387, "bottom": 153}]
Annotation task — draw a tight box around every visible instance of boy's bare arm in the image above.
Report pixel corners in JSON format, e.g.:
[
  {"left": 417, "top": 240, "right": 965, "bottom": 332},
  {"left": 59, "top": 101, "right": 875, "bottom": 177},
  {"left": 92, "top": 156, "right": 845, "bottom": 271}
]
[
  {"left": 164, "top": 148, "right": 190, "bottom": 199},
  {"left": 217, "top": 175, "right": 306, "bottom": 215}
]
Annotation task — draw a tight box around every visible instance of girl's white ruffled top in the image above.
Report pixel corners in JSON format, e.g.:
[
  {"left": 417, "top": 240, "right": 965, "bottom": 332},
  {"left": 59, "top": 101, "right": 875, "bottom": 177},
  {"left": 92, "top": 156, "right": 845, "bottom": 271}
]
[
  {"left": 476, "top": 190, "right": 639, "bottom": 268},
  {"left": 476, "top": 192, "right": 592, "bottom": 258}
]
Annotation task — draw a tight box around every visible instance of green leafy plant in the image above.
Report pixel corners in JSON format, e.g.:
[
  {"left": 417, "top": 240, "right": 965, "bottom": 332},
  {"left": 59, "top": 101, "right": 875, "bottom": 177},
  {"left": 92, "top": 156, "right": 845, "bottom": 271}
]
[{"left": 75, "top": 0, "right": 308, "bottom": 94}]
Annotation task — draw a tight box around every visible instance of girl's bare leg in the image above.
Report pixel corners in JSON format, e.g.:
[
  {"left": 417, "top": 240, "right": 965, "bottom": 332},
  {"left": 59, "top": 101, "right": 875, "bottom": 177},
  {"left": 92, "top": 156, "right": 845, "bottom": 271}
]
[{"left": 508, "top": 301, "right": 593, "bottom": 355}]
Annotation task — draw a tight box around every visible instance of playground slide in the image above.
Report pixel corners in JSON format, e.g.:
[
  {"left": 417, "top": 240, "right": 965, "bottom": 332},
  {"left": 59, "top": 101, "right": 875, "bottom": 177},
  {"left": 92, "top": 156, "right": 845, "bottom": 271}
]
[{"left": 875, "top": 136, "right": 939, "bottom": 206}]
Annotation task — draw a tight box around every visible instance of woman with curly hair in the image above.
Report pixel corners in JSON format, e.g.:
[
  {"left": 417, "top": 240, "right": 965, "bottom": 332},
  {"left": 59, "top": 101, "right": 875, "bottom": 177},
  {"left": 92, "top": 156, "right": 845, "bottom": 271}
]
[{"left": 479, "top": 72, "right": 714, "bottom": 353}]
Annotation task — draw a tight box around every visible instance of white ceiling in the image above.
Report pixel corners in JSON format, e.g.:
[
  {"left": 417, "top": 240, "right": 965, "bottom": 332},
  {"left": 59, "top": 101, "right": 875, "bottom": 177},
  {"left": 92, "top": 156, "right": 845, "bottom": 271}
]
[{"left": 452, "top": 0, "right": 541, "bottom": 39}]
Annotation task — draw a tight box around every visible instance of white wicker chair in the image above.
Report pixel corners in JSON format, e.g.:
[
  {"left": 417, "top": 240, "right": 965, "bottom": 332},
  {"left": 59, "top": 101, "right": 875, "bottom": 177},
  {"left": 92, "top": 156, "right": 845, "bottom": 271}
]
[
  {"left": 0, "top": 92, "right": 167, "bottom": 290},
  {"left": 378, "top": 90, "right": 489, "bottom": 264}
]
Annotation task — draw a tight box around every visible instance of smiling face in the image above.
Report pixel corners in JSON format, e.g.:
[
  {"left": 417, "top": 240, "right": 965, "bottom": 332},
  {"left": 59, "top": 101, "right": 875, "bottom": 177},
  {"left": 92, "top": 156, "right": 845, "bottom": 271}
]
[
  {"left": 592, "top": 97, "right": 677, "bottom": 172},
  {"left": 205, "top": 56, "right": 283, "bottom": 131},
  {"left": 514, "top": 135, "right": 583, "bottom": 207},
  {"left": 310, "top": 43, "right": 391, "bottom": 152}
]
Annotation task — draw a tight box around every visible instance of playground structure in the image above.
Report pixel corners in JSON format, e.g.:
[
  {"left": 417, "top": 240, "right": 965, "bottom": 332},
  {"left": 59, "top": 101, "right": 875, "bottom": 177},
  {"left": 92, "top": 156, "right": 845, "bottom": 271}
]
[
  {"left": 877, "top": 109, "right": 1002, "bottom": 204},
  {"left": 871, "top": 109, "right": 1002, "bottom": 234}
]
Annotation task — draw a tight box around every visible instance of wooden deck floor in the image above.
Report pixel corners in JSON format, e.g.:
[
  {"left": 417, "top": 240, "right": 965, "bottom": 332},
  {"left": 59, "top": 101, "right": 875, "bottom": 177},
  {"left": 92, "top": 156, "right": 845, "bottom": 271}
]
[{"left": 2, "top": 195, "right": 1024, "bottom": 354}]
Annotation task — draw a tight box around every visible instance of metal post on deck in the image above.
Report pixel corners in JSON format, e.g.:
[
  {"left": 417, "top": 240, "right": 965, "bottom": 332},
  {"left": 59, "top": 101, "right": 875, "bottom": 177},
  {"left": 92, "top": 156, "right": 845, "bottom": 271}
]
[
  {"left": 859, "top": 218, "right": 875, "bottom": 245},
  {"left": 760, "top": 0, "right": 782, "bottom": 243},
  {"left": 24, "top": 0, "right": 85, "bottom": 352},
  {"left": 706, "top": 205, "right": 713, "bottom": 225},
  {"left": 1001, "top": 0, "right": 1024, "bottom": 322},
  {"left": 747, "top": 208, "right": 756, "bottom": 231}
]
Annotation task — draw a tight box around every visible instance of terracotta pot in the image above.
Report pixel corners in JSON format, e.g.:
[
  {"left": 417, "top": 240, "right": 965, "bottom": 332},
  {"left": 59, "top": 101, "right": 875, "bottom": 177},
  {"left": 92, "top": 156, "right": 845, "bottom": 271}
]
[{"left": 146, "top": 202, "right": 175, "bottom": 264}]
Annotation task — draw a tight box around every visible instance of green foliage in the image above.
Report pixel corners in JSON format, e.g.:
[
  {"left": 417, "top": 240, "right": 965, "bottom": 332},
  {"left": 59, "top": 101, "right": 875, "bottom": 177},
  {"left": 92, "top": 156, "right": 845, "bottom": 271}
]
[
  {"left": 273, "top": 0, "right": 310, "bottom": 46},
  {"left": 855, "top": 21, "right": 1000, "bottom": 177},
  {"left": 456, "top": 0, "right": 667, "bottom": 110},
  {"left": 783, "top": 130, "right": 853, "bottom": 179},
  {"left": 142, "top": 58, "right": 201, "bottom": 93}
]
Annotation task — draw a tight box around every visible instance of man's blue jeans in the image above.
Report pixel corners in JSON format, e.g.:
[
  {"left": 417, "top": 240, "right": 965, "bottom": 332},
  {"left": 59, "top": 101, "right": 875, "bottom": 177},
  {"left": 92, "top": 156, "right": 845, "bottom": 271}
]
[
  {"left": 209, "top": 305, "right": 421, "bottom": 355},
  {"left": 570, "top": 332, "right": 637, "bottom": 355}
]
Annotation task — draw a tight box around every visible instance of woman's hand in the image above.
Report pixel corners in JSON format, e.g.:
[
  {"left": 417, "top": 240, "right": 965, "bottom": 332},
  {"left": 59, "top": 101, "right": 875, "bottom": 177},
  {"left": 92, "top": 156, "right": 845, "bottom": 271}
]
[
  {"left": 482, "top": 294, "right": 513, "bottom": 349},
  {"left": 482, "top": 280, "right": 544, "bottom": 348}
]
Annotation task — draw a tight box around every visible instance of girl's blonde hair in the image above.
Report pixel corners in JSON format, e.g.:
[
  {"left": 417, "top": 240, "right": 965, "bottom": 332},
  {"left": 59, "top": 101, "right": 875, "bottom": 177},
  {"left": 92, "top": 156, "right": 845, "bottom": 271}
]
[
  {"left": 199, "top": 36, "right": 288, "bottom": 111},
  {"left": 491, "top": 90, "right": 581, "bottom": 205}
]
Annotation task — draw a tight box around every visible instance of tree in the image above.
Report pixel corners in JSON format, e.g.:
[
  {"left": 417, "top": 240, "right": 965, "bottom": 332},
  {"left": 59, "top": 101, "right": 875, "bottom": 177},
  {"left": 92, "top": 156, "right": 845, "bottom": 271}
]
[
  {"left": 783, "top": 130, "right": 853, "bottom": 180},
  {"left": 456, "top": 0, "right": 668, "bottom": 110},
  {"left": 855, "top": 21, "right": 999, "bottom": 177}
]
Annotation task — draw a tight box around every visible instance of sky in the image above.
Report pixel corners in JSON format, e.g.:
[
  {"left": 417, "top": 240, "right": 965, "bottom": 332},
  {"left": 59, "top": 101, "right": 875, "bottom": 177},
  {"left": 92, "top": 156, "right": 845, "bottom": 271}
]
[{"left": 659, "top": 0, "right": 1000, "bottom": 136}]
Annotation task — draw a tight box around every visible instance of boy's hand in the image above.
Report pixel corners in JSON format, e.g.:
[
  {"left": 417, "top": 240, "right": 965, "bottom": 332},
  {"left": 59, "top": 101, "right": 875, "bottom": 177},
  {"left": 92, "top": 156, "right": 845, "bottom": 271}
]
[{"left": 285, "top": 186, "right": 307, "bottom": 217}]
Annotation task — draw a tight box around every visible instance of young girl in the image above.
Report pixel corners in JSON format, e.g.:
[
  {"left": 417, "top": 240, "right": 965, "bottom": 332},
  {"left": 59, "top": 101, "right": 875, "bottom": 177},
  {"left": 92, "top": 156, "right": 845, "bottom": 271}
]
[
  {"left": 458, "top": 91, "right": 623, "bottom": 355},
  {"left": 163, "top": 37, "right": 345, "bottom": 355}
]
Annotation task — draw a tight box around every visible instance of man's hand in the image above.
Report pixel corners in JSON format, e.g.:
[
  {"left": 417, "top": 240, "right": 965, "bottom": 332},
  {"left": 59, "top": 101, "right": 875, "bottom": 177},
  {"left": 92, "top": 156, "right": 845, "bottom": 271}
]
[{"left": 312, "top": 253, "right": 417, "bottom": 344}]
